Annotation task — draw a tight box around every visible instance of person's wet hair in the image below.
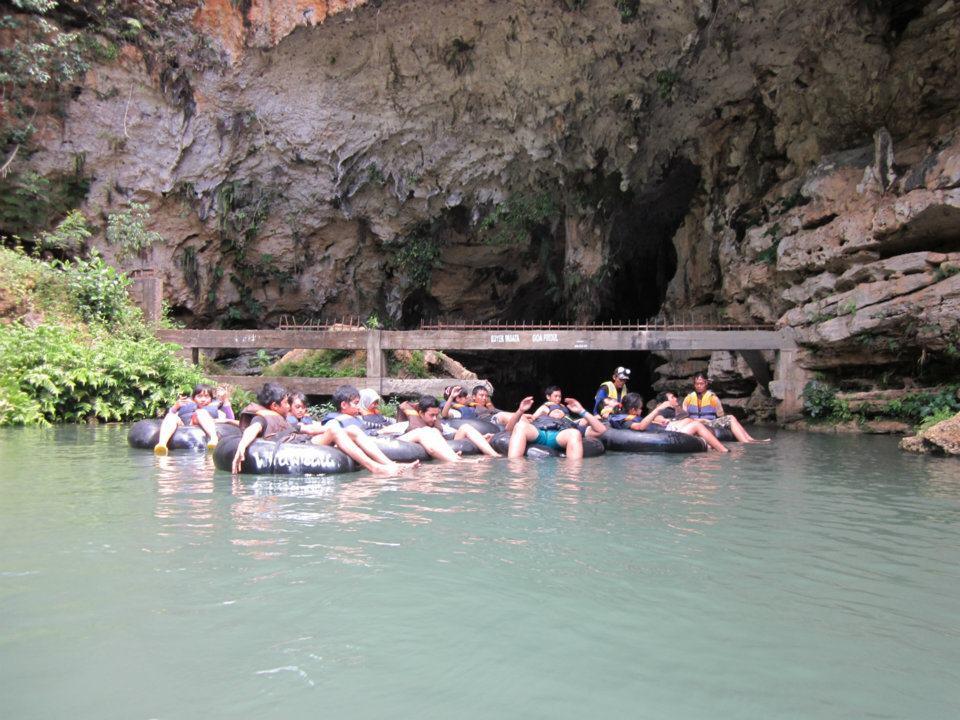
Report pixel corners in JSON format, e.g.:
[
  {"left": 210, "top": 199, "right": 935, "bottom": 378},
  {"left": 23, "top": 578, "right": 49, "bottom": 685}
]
[
  {"left": 418, "top": 395, "right": 439, "bottom": 411},
  {"left": 621, "top": 392, "right": 644, "bottom": 414},
  {"left": 333, "top": 385, "right": 361, "bottom": 410},
  {"left": 257, "top": 382, "right": 289, "bottom": 408},
  {"left": 192, "top": 383, "right": 214, "bottom": 398}
]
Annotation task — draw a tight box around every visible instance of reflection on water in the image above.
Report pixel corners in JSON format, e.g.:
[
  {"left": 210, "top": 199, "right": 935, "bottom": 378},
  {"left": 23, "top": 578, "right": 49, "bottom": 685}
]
[{"left": 2, "top": 426, "right": 960, "bottom": 720}]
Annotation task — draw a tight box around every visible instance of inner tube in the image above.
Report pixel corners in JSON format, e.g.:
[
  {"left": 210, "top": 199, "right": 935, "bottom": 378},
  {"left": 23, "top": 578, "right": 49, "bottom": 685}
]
[
  {"left": 213, "top": 434, "right": 357, "bottom": 475},
  {"left": 449, "top": 438, "right": 481, "bottom": 456},
  {"left": 362, "top": 414, "right": 395, "bottom": 430},
  {"left": 372, "top": 437, "right": 430, "bottom": 463},
  {"left": 127, "top": 419, "right": 239, "bottom": 451},
  {"left": 489, "top": 431, "right": 605, "bottom": 458},
  {"left": 601, "top": 428, "right": 707, "bottom": 453},
  {"left": 446, "top": 418, "right": 501, "bottom": 435},
  {"left": 372, "top": 435, "right": 483, "bottom": 459},
  {"left": 711, "top": 425, "right": 736, "bottom": 442}
]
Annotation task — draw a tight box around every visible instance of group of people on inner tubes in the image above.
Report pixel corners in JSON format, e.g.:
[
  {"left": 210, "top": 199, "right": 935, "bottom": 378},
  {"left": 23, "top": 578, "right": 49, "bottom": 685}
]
[{"left": 128, "top": 366, "right": 770, "bottom": 476}]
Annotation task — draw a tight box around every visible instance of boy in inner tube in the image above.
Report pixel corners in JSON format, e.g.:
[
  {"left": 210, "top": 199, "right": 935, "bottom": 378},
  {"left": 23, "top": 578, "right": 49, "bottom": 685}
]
[
  {"left": 379, "top": 395, "right": 501, "bottom": 459},
  {"left": 504, "top": 393, "right": 607, "bottom": 459},
  {"left": 232, "top": 383, "right": 418, "bottom": 476}
]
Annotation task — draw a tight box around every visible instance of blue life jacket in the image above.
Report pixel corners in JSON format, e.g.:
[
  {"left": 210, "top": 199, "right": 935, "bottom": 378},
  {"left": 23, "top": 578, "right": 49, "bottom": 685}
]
[
  {"left": 453, "top": 403, "right": 478, "bottom": 419},
  {"left": 608, "top": 413, "right": 638, "bottom": 430},
  {"left": 320, "top": 412, "right": 365, "bottom": 429},
  {"left": 175, "top": 399, "right": 221, "bottom": 423}
]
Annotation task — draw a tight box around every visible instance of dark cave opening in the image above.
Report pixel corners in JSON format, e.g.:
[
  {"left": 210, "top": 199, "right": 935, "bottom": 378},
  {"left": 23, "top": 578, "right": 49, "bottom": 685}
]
[
  {"left": 600, "top": 157, "right": 699, "bottom": 322},
  {"left": 447, "top": 350, "right": 662, "bottom": 411},
  {"left": 443, "top": 160, "right": 701, "bottom": 408}
]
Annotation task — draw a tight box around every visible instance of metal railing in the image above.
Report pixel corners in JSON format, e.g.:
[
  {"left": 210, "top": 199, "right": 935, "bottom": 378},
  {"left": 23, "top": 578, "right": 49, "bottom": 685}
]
[{"left": 275, "top": 315, "right": 779, "bottom": 332}]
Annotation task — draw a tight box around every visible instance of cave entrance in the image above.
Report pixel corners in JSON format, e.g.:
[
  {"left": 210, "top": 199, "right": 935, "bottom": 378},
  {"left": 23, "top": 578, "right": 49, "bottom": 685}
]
[
  {"left": 446, "top": 350, "right": 662, "bottom": 411},
  {"left": 598, "top": 157, "right": 700, "bottom": 322}
]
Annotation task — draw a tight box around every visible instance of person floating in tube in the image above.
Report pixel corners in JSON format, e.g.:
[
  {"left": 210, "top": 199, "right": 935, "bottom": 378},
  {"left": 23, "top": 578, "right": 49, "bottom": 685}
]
[{"left": 593, "top": 366, "right": 631, "bottom": 418}]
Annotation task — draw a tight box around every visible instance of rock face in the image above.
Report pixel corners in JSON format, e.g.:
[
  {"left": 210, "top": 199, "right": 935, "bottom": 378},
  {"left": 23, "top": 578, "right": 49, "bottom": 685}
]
[
  {"left": 8, "top": 0, "right": 960, "bottom": 416},
  {"left": 900, "top": 413, "right": 960, "bottom": 455}
]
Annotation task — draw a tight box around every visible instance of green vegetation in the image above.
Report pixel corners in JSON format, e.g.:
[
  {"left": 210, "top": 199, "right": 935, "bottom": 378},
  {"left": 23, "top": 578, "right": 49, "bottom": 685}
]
[
  {"left": 804, "top": 379, "right": 960, "bottom": 429},
  {"left": 756, "top": 240, "right": 779, "bottom": 265},
  {"left": 105, "top": 202, "right": 163, "bottom": 260},
  {"left": 885, "top": 386, "right": 960, "bottom": 427},
  {"left": 801, "top": 381, "right": 852, "bottom": 422},
  {"left": 214, "top": 179, "right": 279, "bottom": 324},
  {"left": 366, "top": 165, "right": 386, "bottom": 186},
  {"left": 272, "top": 350, "right": 364, "bottom": 378},
  {"left": 0, "top": 322, "right": 205, "bottom": 425},
  {"left": 396, "top": 232, "right": 441, "bottom": 288},
  {"left": 0, "top": 1, "right": 88, "bottom": 149},
  {"left": 388, "top": 350, "right": 430, "bottom": 379},
  {"left": 0, "top": 245, "right": 205, "bottom": 426},
  {"left": 917, "top": 407, "right": 957, "bottom": 432},
  {"left": 60, "top": 252, "right": 136, "bottom": 325},
  {"left": 756, "top": 223, "right": 781, "bottom": 265},
  {"left": 934, "top": 263, "right": 960, "bottom": 282},
  {"left": 37, "top": 209, "right": 91, "bottom": 254},
  {"left": 655, "top": 69, "right": 678, "bottom": 99},
  {"left": 615, "top": 0, "right": 640, "bottom": 22},
  {"left": 478, "top": 191, "right": 559, "bottom": 246},
  {"left": 0, "top": 158, "right": 91, "bottom": 242}
]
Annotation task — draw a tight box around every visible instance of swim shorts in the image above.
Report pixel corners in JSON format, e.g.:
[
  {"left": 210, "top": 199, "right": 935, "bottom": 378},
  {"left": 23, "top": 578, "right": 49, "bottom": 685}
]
[{"left": 534, "top": 428, "right": 563, "bottom": 449}]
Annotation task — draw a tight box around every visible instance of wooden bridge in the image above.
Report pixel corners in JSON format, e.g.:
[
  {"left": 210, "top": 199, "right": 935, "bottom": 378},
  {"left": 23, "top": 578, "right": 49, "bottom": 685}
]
[{"left": 155, "top": 321, "right": 807, "bottom": 421}]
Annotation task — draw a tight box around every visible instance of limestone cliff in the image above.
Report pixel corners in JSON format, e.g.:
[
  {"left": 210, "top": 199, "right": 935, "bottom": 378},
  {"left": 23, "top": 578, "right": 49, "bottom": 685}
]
[{"left": 5, "top": 0, "right": 959, "bottom": 409}]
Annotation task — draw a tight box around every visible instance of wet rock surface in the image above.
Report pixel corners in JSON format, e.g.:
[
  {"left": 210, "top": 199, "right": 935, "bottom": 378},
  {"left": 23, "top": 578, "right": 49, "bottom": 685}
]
[{"left": 900, "top": 413, "right": 960, "bottom": 456}]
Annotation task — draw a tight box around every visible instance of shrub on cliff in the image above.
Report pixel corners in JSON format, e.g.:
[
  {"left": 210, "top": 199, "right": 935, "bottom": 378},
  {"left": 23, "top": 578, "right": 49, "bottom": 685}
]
[
  {"left": 0, "top": 246, "right": 205, "bottom": 425},
  {"left": 0, "top": 323, "right": 205, "bottom": 425}
]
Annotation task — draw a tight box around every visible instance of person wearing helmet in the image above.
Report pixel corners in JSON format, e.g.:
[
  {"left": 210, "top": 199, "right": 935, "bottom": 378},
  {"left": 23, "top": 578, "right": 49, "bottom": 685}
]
[{"left": 593, "top": 366, "right": 631, "bottom": 417}]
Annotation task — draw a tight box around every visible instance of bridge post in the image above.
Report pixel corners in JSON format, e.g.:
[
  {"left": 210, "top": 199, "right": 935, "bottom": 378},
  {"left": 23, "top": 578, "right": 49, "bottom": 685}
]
[
  {"left": 128, "top": 270, "right": 163, "bottom": 324},
  {"left": 770, "top": 349, "right": 810, "bottom": 423},
  {"left": 365, "top": 329, "right": 385, "bottom": 394}
]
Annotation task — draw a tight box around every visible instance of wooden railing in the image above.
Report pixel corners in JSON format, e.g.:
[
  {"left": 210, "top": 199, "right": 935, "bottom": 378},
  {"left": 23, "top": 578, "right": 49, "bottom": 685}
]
[{"left": 155, "top": 324, "right": 797, "bottom": 397}]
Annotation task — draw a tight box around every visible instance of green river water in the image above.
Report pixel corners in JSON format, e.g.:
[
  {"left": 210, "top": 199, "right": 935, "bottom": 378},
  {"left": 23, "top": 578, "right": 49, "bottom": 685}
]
[{"left": 1, "top": 426, "right": 959, "bottom": 719}]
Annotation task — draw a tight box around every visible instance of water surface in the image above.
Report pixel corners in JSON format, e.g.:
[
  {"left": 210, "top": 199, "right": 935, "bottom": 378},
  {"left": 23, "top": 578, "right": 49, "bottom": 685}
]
[{"left": 2, "top": 426, "right": 959, "bottom": 719}]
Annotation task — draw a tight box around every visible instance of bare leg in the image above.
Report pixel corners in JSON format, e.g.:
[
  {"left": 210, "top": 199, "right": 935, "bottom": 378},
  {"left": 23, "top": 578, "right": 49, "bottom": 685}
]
[
  {"left": 682, "top": 423, "right": 729, "bottom": 452},
  {"left": 454, "top": 425, "right": 501, "bottom": 457},
  {"left": 724, "top": 416, "right": 768, "bottom": 443},
  {"left": 399, "top": 427, "right": 462, "bottom": 462},
  {"left": 508, "top": 421, "right": 538, "bottom": 459},
  {"left": 342, "top": 425, "right": 420, "bottom": 469},
  {"left": 311, "top": 426, "right": 400, "bottom": 476},
  {"left": 194, "top": 408, "right": 220, "bottom": 447},
  {"left": 556, "top": 428, "right": 584, "bottom": 460},
  {"left": 154, "top": 414, "right": 183, "bottom": 454},
  {"left": 491, "top": 411, "right": 513, "bottom": 426}
]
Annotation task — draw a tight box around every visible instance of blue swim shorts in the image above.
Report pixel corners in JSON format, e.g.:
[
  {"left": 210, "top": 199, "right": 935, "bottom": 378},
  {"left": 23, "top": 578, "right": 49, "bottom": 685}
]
[{"left": 534, "top": 428, "right": 563, "bottom": 450}]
